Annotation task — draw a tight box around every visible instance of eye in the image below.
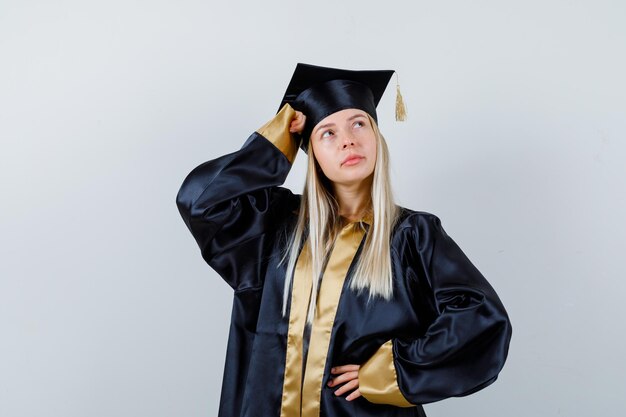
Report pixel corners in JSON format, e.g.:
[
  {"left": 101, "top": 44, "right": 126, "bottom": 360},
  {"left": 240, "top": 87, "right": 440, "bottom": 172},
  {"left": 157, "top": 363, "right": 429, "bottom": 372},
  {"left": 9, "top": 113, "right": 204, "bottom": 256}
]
[
  {"left": 321, "top": 130, "right": 334, "bottom": 139},
  {"left": 354, "top": 121, "right": 364, "bottom": 128}
]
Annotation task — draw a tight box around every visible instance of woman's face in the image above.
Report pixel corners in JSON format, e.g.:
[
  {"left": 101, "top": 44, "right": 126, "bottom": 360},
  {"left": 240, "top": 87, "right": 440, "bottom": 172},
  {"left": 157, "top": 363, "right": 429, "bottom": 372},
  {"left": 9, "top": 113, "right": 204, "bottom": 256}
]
[{"left": 309, "top": 108, "right": 377, "bottom": 188}]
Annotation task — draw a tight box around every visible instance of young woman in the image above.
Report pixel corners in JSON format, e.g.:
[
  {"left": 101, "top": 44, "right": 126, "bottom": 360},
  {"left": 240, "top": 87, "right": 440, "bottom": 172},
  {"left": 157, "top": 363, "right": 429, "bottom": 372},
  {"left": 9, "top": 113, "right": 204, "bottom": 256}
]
[{"left": 176, "top": 63, "right": 512, "bottom": 417}]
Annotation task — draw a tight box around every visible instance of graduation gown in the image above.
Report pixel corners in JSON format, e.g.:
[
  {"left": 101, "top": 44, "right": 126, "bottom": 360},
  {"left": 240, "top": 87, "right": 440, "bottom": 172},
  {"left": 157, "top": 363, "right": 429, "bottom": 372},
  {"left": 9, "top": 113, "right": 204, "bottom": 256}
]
[{"left": 176, "top": 105, "right": 512, "bottom": 417}]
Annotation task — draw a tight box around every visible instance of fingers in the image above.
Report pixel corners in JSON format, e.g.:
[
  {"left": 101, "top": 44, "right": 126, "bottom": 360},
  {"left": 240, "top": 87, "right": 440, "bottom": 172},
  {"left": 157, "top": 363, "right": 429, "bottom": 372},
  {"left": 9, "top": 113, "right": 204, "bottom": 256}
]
[
  {"left": 289, "top": 111, "right": 306, "bottom": 134},
  {"left": 327, "top": 370, "right": 358, "bottom": 387},
  {"left": 346, "top": 388, "right": 362, "bottom": 401},
  {"left": 294, "top": 110, "right": 305, "bottom": 122},
  {"left": 331, "top": 364, "right": 360, "bottom": 374},
  {"left": 328, "top": 364, "right": 361, "bottom": 401},
  {"left": 333, "top": 378, "right": 359, "bottom": 396}
]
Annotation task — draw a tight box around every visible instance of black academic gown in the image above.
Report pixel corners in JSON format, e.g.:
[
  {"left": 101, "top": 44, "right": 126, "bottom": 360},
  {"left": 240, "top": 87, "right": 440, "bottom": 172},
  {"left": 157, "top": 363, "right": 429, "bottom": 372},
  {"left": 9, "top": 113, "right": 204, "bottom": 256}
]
[{"left": 176, "top": 105, "right": 512, "bottom": 417}]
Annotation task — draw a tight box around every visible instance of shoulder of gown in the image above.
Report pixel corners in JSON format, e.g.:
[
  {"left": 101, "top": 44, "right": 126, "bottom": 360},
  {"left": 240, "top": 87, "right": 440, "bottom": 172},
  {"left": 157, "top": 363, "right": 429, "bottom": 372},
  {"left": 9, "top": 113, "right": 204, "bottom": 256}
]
[{"left": 359, "top": 206, "right": 513, "bottom": 406}]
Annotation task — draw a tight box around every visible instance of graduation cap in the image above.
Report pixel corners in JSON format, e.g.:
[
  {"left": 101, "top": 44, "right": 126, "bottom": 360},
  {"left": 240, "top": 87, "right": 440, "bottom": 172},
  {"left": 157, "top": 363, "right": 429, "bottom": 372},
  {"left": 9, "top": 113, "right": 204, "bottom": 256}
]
[{"left": 279, "top": 63, "right": 406, "bottom": 152}]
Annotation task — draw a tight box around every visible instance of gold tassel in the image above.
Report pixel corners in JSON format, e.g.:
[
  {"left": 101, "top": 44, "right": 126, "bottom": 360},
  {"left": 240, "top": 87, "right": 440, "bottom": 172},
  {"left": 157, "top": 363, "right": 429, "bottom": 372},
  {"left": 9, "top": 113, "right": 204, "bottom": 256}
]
[{"left": 395, "top": 82, "right": 407, "bottom": 121}]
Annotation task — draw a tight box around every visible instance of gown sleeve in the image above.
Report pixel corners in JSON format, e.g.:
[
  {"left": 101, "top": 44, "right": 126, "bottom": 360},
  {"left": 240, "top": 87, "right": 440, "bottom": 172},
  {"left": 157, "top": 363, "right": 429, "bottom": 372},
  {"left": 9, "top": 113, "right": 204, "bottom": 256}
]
[
  {"left": 175, "top": 104, "right": 301, "bottom": 291},
  {"left": 358, "top": 214, "right": 512, "bottom": 406}
]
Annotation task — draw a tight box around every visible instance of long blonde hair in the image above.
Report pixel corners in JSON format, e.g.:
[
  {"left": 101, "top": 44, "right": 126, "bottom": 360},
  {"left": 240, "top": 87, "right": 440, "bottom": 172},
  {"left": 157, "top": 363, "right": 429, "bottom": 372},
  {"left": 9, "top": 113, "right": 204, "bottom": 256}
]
[{"left": 281, "top": 115, "right": 399, "bottom": 324}]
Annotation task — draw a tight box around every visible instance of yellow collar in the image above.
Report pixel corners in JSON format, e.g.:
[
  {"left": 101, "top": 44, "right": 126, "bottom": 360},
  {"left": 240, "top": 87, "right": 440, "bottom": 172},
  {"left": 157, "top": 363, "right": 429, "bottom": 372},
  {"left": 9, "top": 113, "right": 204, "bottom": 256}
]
[{"left": 340, "top": 212, "right": 372, "bottom": 226}]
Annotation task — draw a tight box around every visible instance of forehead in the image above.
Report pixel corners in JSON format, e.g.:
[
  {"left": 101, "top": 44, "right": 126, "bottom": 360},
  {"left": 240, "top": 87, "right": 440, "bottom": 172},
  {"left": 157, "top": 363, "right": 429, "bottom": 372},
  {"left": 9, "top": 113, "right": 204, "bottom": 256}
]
[{"left": 314, "top": 108, "right": 369, "bottom": 128}]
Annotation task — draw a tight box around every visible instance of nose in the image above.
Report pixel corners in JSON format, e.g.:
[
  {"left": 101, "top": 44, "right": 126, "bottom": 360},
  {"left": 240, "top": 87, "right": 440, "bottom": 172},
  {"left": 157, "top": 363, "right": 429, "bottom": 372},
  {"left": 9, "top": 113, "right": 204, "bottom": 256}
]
[{"left": 341, "top": 132, "right": 355, "bottom": 149}]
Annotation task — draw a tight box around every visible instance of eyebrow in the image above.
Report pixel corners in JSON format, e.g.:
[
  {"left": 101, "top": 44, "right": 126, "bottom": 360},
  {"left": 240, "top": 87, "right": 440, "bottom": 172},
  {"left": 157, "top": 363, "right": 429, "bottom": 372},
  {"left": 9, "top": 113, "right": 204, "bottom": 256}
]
[
  {"left": 313, "top": 113, "right": 367, "bottom": 134},
  {"left": 314, "top": 122, "right": 335, "bottom": 133}
]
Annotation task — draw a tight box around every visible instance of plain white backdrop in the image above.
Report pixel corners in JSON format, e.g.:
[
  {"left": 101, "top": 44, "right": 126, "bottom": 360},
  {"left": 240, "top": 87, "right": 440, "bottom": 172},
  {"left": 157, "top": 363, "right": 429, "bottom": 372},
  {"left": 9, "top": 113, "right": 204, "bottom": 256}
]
[{"left": 1, "top": 1, "right": 625, "bottom": 416}]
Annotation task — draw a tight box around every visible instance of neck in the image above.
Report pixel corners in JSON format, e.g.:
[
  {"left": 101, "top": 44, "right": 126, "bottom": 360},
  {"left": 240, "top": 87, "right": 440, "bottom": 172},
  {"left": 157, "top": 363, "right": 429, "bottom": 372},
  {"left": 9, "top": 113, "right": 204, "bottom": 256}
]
[{"left": 332, "top": 177, "right": 372, "bottom": 222}]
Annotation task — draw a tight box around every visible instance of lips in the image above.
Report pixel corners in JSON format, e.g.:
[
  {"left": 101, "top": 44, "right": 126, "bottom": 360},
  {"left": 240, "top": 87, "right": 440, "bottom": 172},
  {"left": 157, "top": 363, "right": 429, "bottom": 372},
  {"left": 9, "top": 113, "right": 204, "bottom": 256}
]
[{"left": 342, "top": 154, "right": 364, "bottom": 166}]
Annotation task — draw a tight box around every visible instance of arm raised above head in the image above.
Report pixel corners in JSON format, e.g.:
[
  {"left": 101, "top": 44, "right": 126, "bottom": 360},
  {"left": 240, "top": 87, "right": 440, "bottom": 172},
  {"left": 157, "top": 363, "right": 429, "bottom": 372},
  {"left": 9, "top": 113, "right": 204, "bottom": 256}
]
[{"left": 176, "top": 104, "right": 302, "bottom": 290}]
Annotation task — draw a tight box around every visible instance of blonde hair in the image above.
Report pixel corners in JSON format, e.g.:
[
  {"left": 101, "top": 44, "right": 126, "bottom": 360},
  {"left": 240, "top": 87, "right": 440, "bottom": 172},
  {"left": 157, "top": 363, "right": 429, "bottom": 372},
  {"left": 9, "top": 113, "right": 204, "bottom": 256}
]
[{"left": 280, "top": 115, "right": 399, "bottom": 324}]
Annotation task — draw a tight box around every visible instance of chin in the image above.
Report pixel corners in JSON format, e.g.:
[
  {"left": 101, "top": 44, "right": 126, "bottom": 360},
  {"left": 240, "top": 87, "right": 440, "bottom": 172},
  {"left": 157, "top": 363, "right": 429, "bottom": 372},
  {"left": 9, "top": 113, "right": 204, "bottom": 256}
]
[{"left": 332, "top": 173, "right": 373, "bottom": 187}]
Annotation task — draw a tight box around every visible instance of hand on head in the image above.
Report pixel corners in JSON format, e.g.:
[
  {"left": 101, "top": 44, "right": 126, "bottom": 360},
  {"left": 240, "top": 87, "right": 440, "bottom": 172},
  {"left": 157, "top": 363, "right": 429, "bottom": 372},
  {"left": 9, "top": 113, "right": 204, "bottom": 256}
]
[{"left": 289, "top": 111, "right": 306, "bottom": 135}]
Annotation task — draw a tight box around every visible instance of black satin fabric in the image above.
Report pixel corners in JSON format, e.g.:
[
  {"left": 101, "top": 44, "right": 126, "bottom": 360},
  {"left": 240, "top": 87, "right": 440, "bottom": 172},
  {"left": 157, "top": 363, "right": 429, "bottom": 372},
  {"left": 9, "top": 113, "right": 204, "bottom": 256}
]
[
  {"left": 292, "top": 79, "right": 378, "bottom": 151},
  {"left": 176, "top": 133, "right": 512, "bottom": 417}
]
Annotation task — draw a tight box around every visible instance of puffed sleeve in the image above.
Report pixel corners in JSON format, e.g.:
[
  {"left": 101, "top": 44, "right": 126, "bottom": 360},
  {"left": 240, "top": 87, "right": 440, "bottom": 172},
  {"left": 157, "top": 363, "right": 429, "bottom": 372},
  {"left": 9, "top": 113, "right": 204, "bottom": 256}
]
[
  {"left": 359, "top": 214, "right": 512, "bottom": 406},
  {"left": 175, "top": 104, "right": 301, "bottom": 290}
]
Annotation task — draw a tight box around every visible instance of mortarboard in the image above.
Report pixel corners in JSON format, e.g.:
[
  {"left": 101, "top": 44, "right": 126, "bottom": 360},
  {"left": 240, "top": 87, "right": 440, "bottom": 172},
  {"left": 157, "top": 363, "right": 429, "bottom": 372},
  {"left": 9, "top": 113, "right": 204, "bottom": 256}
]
[{"left": 278, "top": 63, "right": 405, "bottom": 152}]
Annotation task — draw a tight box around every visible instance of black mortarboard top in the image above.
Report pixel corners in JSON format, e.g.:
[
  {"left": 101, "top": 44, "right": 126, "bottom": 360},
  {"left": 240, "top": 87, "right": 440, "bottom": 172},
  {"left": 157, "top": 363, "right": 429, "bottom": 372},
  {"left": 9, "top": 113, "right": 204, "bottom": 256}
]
[{"left": 279, "top": 63, "right": 399, "bottom": 152}]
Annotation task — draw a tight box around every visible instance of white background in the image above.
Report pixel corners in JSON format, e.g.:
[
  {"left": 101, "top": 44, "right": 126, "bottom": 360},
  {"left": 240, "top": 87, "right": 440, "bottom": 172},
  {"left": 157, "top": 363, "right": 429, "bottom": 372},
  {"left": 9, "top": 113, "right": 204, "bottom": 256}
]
[{"left": 1, "top": 1, "right": 625, "bottom": 416}]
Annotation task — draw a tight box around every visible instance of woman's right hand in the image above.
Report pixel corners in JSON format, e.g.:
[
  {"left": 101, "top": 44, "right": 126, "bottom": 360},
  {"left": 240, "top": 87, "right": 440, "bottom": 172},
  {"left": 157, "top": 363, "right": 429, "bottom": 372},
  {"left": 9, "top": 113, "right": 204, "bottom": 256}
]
[{"left": 289, "top": 111, "right": 306, "bottom": 135}]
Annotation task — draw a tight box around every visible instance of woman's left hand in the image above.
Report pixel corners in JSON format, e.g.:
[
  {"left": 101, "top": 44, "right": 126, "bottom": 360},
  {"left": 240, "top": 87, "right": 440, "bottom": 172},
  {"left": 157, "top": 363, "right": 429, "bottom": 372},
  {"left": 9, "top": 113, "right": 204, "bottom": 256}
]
[{"left": 327, "top": 364, "right": 361, "bottom": 401}]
